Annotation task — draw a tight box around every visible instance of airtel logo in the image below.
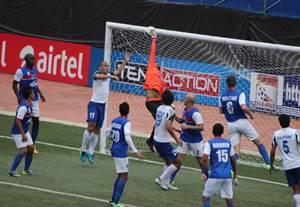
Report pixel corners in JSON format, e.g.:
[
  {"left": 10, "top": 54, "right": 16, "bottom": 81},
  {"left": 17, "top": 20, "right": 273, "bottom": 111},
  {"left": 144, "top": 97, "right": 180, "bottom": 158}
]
[{"left": 19, "top": 45, "right": 84, "bottom": 79}]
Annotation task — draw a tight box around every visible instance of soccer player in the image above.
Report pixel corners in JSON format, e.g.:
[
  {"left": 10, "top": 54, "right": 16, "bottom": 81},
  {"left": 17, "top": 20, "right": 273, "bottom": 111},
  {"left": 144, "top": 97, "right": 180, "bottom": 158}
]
[
  {"left": 170, "top": 93, "right": 206, "bottom": 184},
  {"left": 270, "top": 114, "right": 300, "bottom": 207},
  {"left": 110, "top": 102, "right": 144, "bottom": 207},
  {"left": 9, "top": 87, "right": 35, "bottom": 177},
  {"left": 219, "top": 76, "right": 270, "bottom": 172},
  {"left": 144, "top": 27, "right": 165, "bottom": 152},
  {"left": 12, "top": 54, "right": 46, "bottom": 155},
  {"left": 153, "top": 89, "right": 182, "bottom": 191},
  {"left": 80, "top": 50, "right": 131, "bottom": 164},
  {"left": 201, "top": 123, "right": 237, "bottom": 207}
]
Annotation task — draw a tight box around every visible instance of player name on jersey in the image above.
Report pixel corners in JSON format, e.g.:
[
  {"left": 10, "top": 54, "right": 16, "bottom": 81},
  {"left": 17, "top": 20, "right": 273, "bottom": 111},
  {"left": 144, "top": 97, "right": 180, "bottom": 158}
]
[{"left": 212, "top": 142, "right": 230, "bottom": 148}]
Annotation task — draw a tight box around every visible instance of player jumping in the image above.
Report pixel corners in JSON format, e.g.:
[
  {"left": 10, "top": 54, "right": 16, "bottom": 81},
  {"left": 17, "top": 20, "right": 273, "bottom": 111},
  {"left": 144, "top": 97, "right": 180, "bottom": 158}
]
[
  {"left": 270, "top": 114, "right": 300, "bottom": 207},
  {"left": 144, "top": 27, "right": 165, "bottom": 152},
  {"left": 153, "top": 90, "right": 182, "bottom": 191},
  {"left": 219, "top": 76, "right": 270, "bottom": 176},
  {"left": 9, "top": 87, "right": 35, "bottom": 177},
  {"left": 201, "top": 123, "right": 237, "bottom": 207},
  {"left": 12, "top": 54, "right": 46, "bottom": 155},
  {"left": 109, "top": 102, "right": 144, "bottom": 207},
  {"left": 80, "top": 50, "right": 131, "bottom": 164},
  {"left": 170, "top": 93, "right": 207, "bottom": 184}
]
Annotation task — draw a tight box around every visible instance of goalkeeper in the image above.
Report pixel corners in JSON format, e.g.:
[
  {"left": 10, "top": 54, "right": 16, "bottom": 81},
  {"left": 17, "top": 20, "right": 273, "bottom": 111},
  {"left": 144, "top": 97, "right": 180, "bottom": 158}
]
[{"left": 144, "top": 27, "right": 165, "bottom": 152}]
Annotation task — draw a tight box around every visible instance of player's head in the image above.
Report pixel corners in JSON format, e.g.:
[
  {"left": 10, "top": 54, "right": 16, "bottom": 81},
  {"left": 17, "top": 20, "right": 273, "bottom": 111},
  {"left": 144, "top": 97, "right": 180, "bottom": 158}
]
[
  {"left": 184, "top": 93, "right": 195, "bottom": 106},
  {"left": 162, "top": 90, "right": 174, "bottom": 106},
  {"left": 22, "top": 87, "right": 34, "bottom": 100},
  {"left": 24, "top": 54, "right": 35, "bottom": 68},
  {"left": 99, "top": 61, "right": 109, "bottom": 74},
  {"left": 212, "top": 123, "right": 224, "bottom": 137},
  {"left": 279, "top": 114, "right": 290, "bottom": 128},
  {"left": 226, "top": 76, "right": 237, "bottom": 88},
  {"left": 119, "top": 102, "right": 130, "bottom": 116}
]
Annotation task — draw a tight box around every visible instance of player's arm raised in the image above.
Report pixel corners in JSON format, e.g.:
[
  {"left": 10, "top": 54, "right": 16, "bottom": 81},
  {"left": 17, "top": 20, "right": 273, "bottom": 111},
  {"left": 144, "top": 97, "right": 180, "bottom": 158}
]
[
  {"left": 269, "top": 134, "right": 277, "bottom": 175},
  {"left": 114, "top": 49, "right": 132, "bottom": 77}
]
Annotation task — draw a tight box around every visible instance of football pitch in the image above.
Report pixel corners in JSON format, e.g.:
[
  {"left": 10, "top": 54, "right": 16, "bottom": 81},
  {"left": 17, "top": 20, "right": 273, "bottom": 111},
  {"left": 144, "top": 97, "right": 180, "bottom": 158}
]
[{"left": 0, "top": 114, "right": 292, "bottom": 207}]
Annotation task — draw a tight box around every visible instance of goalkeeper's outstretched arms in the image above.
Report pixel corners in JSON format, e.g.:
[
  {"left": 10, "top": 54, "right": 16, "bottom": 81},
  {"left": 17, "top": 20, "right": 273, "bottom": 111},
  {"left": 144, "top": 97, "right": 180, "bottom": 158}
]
[{"left": 144, "top": 26, "right": 165, "bottom": 100}]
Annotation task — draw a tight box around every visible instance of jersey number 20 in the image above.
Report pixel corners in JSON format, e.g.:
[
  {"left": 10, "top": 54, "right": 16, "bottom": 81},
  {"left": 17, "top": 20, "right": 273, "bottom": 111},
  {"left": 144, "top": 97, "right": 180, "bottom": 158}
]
[
  {"left": 216, "top": 149, "right": 228, "bottom": 162},
  {"left": 112, "top": 130, "right": 120, "bottom": 143}
]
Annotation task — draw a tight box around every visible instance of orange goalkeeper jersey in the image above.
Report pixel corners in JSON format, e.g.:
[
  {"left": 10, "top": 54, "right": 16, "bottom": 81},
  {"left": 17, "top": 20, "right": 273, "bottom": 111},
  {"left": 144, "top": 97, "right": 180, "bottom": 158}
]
[{"left": 143, "top": 38, "right": 165, "bottom": 95}]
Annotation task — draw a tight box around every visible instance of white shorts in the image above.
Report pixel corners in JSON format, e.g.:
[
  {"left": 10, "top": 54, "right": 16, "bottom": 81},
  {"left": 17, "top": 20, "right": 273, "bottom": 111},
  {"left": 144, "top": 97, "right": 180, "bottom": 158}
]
[
  {"left": 32, "top": 100, "right": 40, "bottom": 117},
  {"left": 177, "top": 141, "right": 204, "bottom": 157},
  {"left": 203, "top": 178, "right": 233, "bottom": 199},
  {"left": 12, "top": 132, "right": 34, "bottom": 149},
  {"left": 114, "top": 157, "right": 129, "bottom": 173},
  {"left": 228, "top": 119, "right": 259, "bottom": 146}
]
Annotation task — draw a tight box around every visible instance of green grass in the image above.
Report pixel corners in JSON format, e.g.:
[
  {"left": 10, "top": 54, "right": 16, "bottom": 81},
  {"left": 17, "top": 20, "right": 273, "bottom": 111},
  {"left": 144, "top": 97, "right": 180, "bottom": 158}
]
[{"left": 0, "top": 114, "right": 293, "bottom": 207}]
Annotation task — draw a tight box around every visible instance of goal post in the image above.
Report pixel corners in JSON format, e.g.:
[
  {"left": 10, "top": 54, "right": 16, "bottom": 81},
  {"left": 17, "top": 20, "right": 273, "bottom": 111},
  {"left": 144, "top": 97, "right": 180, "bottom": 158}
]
[{"left": 102, "top": 21, "right": 300, "bottom": 168}]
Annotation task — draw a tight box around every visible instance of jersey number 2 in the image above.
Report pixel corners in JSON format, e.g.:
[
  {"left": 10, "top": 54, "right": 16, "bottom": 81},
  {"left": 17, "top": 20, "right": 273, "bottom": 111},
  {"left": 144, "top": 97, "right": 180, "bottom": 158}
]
[
  {"left": 216, "top": 149, "right": 228, "bottom": 162},
  {"left": 283, "top": 140, "right": 290, "bottom": 154}
]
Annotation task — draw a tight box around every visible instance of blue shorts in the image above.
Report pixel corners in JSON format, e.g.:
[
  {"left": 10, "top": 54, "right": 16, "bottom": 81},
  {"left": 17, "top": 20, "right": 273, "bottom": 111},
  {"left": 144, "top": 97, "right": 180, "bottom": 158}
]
[
  {"left": 153, "top": 140, "right": 178, "bottom": 161},
  {"left": 87, "top": 101, "right": 105, "bottom": 128},
  {"left": 285, "top": 167, "right": 300, "bottom": 187}
]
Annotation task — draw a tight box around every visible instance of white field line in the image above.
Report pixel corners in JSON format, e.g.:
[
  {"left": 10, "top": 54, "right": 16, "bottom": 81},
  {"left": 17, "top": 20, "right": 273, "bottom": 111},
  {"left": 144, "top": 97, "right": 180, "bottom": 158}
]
[
  {"left": 0, "top": 110, "right": 149, "bottom": 137},
  {"left": 0, "top": 181, "right": 140, "bottom": 207},
  {"left": 0, "top": 135, "right": 288, "bottom": 187}
]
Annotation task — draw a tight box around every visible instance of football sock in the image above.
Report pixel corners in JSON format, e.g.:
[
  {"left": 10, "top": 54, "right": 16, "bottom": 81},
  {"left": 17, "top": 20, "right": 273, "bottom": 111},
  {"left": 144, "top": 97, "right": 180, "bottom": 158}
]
[
  {"left": 114, "top": 178, "right": 127, "bottom": 203},
  {"left": 202, "top": 200, "right": 211, "bottom": 207},
  {"left": 257, "top": 144, "right": 270, "bottom": 165},
  {"left": 81, "top": 130, "right": 91, "bottom": 152},
  {"left": 111, "top": 177, "right": 120, "bottom": 202},
  {"left": 88, "top": 132, "right": 98, "bottom": 155},
  {"left": 170, "top": 166, "right": 181, "bottom": 182},
  {"left": 31, "top": 119, "right": 39, "bottom": 143},
  {"left": 163, "top": 164, "right": 168, "bottom": 172},
  {"left": 160, "top": 164, "right": 178, "bottom": 182},
  {"left": 10, "top": 153, "right": 25, "bottom": 172},
  {"left": 24, "top": 152, "right": 33, "bottom": 171},
  {"left": 293, "top": 194, "right": 300, "bottom": 207}
]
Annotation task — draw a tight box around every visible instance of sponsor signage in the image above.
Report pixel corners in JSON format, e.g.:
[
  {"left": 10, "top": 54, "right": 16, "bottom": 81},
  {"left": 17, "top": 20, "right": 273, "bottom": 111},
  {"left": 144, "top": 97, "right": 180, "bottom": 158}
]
[
  {"left": 250, "top": 72, "right": 284, "bottom": 111},
  {"left": 116, "top": 60, "right": 220, "bottom": 97},
  {"left": 250, "top": 72, "right": 300, "bottom": 117},
  {"left": 0, "top": 33, "right": 91, "bottom": 85}
]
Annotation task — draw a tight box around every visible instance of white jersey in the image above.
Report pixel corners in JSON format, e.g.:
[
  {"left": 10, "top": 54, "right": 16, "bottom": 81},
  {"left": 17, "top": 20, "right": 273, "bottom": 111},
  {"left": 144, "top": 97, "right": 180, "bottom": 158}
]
[
  {"left": 90, "top": 72, "right": 110, "bottom": 104},
  {"left": 154, "top": 105, "right": 175, "bottom": 143},
  {"left": 272, "top": 127, "right": 300, "bottom": 170}
]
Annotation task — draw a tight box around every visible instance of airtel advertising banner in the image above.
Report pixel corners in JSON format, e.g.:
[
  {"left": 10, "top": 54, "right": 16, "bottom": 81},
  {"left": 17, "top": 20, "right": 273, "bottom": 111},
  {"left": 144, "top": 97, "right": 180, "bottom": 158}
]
[{"left": 0, "top": 33, "right": 91, "bottom": 85}]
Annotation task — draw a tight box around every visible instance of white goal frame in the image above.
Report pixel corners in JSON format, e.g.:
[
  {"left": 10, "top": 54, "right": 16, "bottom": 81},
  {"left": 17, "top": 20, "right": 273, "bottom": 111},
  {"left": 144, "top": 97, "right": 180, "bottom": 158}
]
[{"left": 100, "top": 21, "right": 300, "bottom": 156}]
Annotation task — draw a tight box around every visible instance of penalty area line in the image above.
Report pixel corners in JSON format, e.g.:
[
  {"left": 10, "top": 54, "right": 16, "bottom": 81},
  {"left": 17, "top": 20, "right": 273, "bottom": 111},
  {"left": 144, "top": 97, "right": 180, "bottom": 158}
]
[
  {"left": 0, "top": 135, "right": 288, "bottom": 188},
  {"left": 0, "top": 181, "right": 140, "bottom": 207}
]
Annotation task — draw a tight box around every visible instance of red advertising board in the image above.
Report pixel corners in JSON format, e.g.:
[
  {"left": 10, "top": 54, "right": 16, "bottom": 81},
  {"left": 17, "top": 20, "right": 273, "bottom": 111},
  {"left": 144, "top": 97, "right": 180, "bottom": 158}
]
[{"left": 0, "top": 33, "right": 91, "bottom": 85}]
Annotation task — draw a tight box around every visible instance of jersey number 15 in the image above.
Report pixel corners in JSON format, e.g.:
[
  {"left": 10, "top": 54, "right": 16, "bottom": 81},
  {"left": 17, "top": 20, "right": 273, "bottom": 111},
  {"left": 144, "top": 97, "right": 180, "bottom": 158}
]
[{"left": 216, "top": 149, "right": 229, "bottom": 162}]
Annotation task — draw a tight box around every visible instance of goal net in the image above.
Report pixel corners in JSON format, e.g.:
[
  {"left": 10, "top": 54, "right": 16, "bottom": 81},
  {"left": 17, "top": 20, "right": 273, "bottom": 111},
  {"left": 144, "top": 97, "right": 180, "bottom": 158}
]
[{"left": 102, "top": 22, "right": 300, "bottom": 169}]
